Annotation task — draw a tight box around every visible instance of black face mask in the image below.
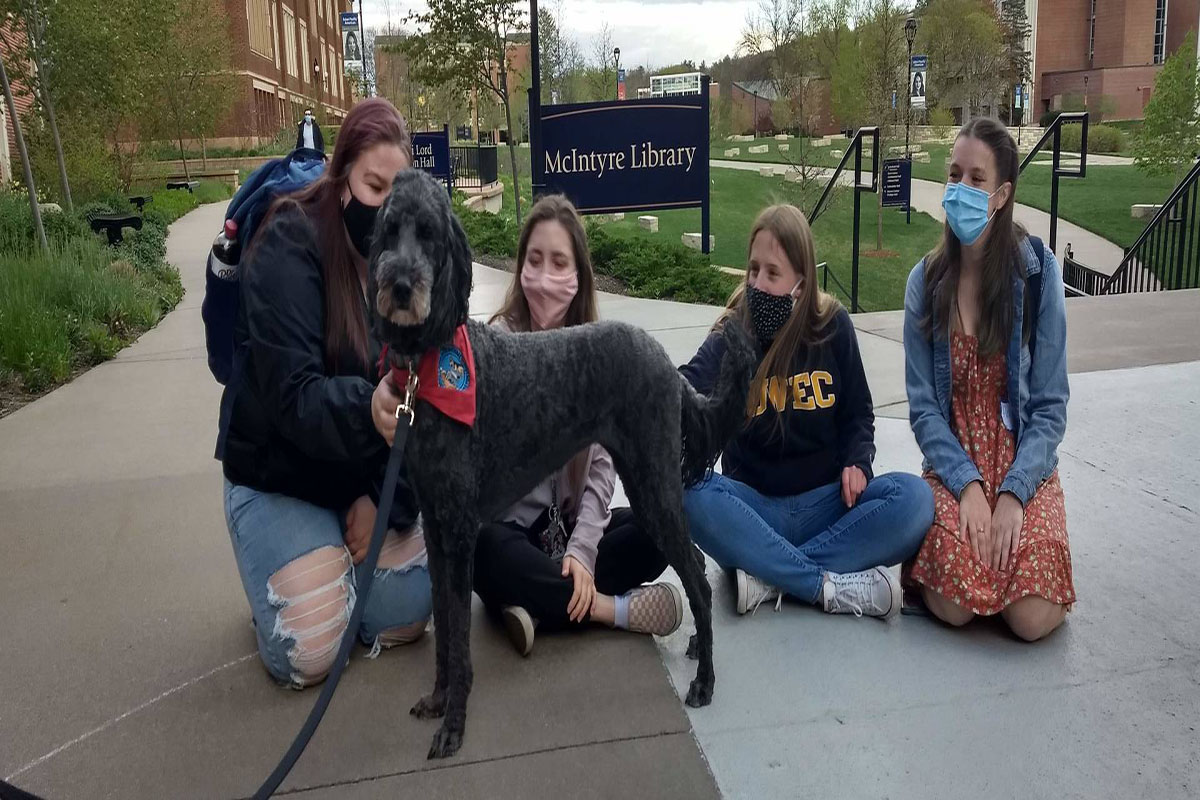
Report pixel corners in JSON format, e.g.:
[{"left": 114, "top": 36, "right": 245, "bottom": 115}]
[
  {"left": 342, "top": 187, "right": 380, "bottom": 258},
  {"left": 746, "top": 283, "right": 797, "bottom": 344}
]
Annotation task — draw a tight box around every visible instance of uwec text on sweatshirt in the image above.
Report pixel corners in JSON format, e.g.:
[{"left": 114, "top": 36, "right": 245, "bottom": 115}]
[{"left": 679, "top": 308, "right": 876, "bottom": 497}]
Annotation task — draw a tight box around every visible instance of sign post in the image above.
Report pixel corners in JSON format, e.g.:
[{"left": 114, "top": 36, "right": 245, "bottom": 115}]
[{"left": 412, "top": 124, "right": 453, "bottom": 195}]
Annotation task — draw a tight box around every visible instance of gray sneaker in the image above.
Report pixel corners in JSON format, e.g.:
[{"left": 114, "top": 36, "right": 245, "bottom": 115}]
[
  {"left": 501, "top": 605, "right": 536, "bottom": 656},
  {"left": 736, "top": 568, "right": 782, "bottom": 615},
  {"left": 821, "top": 567, "right": 902, "bottom": 620},
  {"left": 627, "top": 582, "right": 684, "bottom": 636}
]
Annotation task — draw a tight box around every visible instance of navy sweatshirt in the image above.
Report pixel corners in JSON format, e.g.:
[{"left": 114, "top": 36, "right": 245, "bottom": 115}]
[{"left": 680, "top": 308, "right": 876, "bottom": 497}]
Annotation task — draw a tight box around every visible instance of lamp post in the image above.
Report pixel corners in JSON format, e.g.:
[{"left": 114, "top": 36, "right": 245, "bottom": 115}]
[
  {"left": 613, "top": 47, "right": 621, "bottom": 100},
  {"left": 753, "top": 90, "right": 759, "bottom": 138},
  {"left": 904, "top": 16, "right": 918, "bottom": 225}
]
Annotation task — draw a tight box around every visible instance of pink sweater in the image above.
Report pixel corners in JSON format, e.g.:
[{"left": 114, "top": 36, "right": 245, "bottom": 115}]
[{"left": 492, "top": 318, "right": 616, "bottom": 575}]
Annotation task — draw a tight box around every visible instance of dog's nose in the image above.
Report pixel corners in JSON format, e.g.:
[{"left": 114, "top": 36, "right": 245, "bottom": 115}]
[{"left": 391, "top": 281, "right": 413, "bottom": 308}]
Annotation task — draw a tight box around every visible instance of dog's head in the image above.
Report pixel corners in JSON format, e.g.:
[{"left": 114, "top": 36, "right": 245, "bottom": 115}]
[{"left": 367, "top": 169, "right": 473, "bottom": 356}]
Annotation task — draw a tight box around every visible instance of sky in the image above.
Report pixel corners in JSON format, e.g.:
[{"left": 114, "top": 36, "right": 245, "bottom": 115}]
[{"left": 360, "top": 0, "right": 757, "bottom": 70}]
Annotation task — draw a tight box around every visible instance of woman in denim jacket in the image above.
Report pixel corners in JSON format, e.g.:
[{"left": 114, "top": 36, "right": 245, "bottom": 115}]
[{"left": 903, "top": 118, "right": 1074, "bottom": 641}]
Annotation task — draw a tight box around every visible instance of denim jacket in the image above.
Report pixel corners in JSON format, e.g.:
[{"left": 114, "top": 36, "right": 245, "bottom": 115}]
[{"left": 903, "top": 237, "right": 1070, "bottom": 506}]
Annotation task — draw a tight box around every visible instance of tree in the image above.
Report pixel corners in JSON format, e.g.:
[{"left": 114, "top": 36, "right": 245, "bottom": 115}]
[
  {"left": 587, "top": 22, "right": 616, "bottom": 101},
  {"left": 740, "top": 0, "right": 806, "bottom": 101},
  {"left": 146, "top": 0, "right": 235, "bottom": 182},
  {"left": 1132, "top": 32, "right": 1200, "bottom": 178},
  {"left": 829, "top": 30, "right": 866, "bottom": 130},
  {"left": 406, "top": 0, "right": 528, "bottom": 222},
  {"left": 0, "top": 48, "right": 47, "bottom": 251},
  {"left": 43, "top": 0, "right": 175, "bottom": 191},
  {"left": 915, "top": 0, "right": 1006, "bottom": 117},
  {"left": 2, "top": 0, "right": 72, "bottom": 210},
  {"left": 998, "top": 0, "right": 1032, "bottom": 124},
  {"left": 860, "top": 0, "right": 906, "bottom": 249}
]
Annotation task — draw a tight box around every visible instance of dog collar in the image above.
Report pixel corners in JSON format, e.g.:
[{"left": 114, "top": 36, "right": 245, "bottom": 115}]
[{"left": 380, "top": 325, "right": 476, "bottom": 428}]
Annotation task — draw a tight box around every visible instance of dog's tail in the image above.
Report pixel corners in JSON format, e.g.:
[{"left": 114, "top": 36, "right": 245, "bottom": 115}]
[{"left": 679, "top": 319, "right": 756, "bottom": 487}]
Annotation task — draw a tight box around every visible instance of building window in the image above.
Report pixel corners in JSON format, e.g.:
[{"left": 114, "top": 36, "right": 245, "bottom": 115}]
[
  {"left": 1154, "top": 0, "right": 1168, "bottom": 64},
  {"left": 247, "top": 0, "right": 275, "bottom": 59},
  {"left": 299, "top": 20, "right": 310, "bottom": 83},
  {"left": 283, "top": 7, "right": 299, "bottom": 78},
  {"left": 1088, "top": 0, "right": 1096, "bottom": 64}
]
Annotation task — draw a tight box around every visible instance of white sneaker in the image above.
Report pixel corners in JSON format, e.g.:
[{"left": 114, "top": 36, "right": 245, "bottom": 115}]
[
  {"left": 736, "top": 568, "right": 782, "bottom": 615},
  {"left": 501, "top": 605, "right": 536, "bottom": 656},
  {"left": 821, "top": 567, "right": 902, "bottom": 620}
]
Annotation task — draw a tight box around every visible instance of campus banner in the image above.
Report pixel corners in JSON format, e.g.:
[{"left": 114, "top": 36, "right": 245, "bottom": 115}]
[
  {"left": 537, "top": 90, "right": 710, "bottom": 218},
  {"left": 341, "top": 12, "right": 363, "bottom": 73},
  {"left": 910, "top": 55, "right": 927, "bottom": 109},
  {"left": 617, "top": 69, "right": 626, "bottom": 101}
]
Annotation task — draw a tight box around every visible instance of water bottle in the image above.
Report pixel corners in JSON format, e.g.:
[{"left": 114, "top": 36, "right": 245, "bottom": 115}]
[{"left": 208, "top": 219, "right": 241, "bottom": 281}]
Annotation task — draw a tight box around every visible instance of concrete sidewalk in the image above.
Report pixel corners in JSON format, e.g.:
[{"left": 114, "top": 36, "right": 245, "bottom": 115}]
[{"left": 2, "top": 202, "right": 1198, "bottom": 799}]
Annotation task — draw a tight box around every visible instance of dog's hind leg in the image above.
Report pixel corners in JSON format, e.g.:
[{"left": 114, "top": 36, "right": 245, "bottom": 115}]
[
  {"left": 624, "top": 463, "right": 716, "bottom": 709},
  {"left": 425, "top": 508, "right": 480, "bottom": 760},
  {"left": 410, "top": 531, "right": 449, "bottom": 720}
]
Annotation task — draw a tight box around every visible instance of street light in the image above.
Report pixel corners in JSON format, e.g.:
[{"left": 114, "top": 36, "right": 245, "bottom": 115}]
[
  {"left": 613, "top": 47, "right": 621, "bottom": 100},
  {"left": 904, "top": 16, "right": 918, "bottom": 225}
]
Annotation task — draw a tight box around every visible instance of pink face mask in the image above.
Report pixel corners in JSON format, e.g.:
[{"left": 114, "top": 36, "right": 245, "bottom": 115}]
[{"left": 521, "top": 264, "right": 578, "bottom": 330}]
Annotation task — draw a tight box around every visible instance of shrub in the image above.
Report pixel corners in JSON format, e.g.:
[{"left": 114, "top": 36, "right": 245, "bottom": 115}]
[
  {"left": 453, "top": 197, "right": 521, "bottom": 258},
  {"left": 586, "top": 225, "right": 738, "bottom": 305},
  {"left": 929, "top": 107, "right": 955, "bottom": 139},
  {"left": 1059, "top": 123, "right": 1125, "bottom": 154},
  {"left": 1039, "top": 109, "right": 1061, "bottom": 128}
]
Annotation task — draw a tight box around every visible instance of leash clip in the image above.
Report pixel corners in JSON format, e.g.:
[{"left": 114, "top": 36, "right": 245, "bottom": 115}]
[{"left": 394, "top": 359, "right": 419, "bottom": 423}]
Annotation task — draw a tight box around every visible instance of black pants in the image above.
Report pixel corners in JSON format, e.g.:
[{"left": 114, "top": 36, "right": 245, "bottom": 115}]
[{"left": 473, "top": 507, "right": 669, "bottom": 630}]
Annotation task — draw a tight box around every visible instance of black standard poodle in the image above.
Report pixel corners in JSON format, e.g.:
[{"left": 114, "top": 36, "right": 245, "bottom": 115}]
[{"left": 367, "top": 169, "right": 756, "bottom": 759}]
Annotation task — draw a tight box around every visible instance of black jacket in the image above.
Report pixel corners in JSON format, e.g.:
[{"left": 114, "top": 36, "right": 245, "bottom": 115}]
[
  {"left": 680, "top": 308, "right": 876, "bottom": 497},
  {"left": 296, "top": 119, "right": 325, "bottom": 153},
  {"left": 215, "top": 203, "right": 417, "bottom": 529}
]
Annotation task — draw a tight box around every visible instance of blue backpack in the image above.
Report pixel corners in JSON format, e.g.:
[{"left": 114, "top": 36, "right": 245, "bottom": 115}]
[{"left": 202, "top": 147, "right": 326, "bottom": 384}]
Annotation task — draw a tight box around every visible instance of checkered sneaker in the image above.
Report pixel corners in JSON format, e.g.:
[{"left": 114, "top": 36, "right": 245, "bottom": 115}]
[{"left": 627, "top": 582, "right": 684, "bottom": 636}]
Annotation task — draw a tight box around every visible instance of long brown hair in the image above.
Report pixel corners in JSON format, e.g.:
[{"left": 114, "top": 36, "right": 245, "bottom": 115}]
[
  {"left": 490, "top": 195, "right": 598, "bottom": 513},
  {"left": 718, "top": 204, "right": 840, "bottom": 416},
  {"left": 921, "top": 117, "right": 1027, "bottom": 355},
  {"left": 259, "top": 98, "right": 412, "bottom": 371},
  {"left": 490, "top": 194, "right": 599, "bottom": 331}
]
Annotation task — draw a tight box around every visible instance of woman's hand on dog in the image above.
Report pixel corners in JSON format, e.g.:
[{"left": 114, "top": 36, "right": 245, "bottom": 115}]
[
  {"left": 344, "top": 494, "right": 377, "bottom": 564},
  {"left": 562, "top": 555, "right": 595, "bottom": 623},
  {"left": 372, "top": 373, "right": 403, "bottom": 446}
]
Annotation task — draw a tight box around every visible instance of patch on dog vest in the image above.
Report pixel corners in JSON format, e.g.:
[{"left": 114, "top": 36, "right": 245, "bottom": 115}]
[{"left": 382, "top": 325, "right": 476, "bottom": 427}]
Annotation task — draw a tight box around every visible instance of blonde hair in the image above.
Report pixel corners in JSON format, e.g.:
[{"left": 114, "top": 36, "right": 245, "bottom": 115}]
[{"left": 718, "top": 204, "right": 841, "bottom": 416}]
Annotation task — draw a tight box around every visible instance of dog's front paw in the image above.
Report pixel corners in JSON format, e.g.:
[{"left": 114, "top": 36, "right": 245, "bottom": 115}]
[
  {"left": 685, "top": 633, "right": 699, "bottom": 660},
  {"left": 685, "top": 677, "right": 714, "bottom": 708},
  {"left": 410, "top": 690, "right": 446, "bottom": 720},
  {"left": 427, "top": 723, "right": 463, "bottom": 759}
]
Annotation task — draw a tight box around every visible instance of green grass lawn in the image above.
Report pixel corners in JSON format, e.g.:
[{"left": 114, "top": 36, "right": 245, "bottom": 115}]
[{"left": 594, "top": 167, "right": 940, "bottom": 312}]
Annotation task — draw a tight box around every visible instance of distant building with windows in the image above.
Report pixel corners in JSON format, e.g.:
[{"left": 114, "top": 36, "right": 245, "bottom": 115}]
[
  {"left": 214, "top": 0, "right": 357, "bottom": 145},
  {"left": 649, "top": 72, "right": 704, "bottom": 98},
  {"left": 1033, "top": 0, "right": 1199, "bottom": 120}
]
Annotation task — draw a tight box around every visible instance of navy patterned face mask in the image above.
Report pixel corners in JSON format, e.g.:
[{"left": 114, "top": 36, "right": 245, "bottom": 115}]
[{"left": 746, "top": 282, "right": 798, "bottom": 344}]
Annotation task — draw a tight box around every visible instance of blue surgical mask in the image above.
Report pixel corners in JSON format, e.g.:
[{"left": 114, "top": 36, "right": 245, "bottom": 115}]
[{"left": 942, "top": 181, "right": 1002, "bottom": 246}]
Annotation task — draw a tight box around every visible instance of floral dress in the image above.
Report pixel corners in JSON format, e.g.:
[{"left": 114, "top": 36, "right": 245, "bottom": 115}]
[{"left": 906, "top": 330, "right": 1075, "bottom": 614}]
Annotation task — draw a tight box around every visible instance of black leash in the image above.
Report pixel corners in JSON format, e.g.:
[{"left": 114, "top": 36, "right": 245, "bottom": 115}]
[{"left": 253, "top": 367, "right": 419, "bottom": 799}]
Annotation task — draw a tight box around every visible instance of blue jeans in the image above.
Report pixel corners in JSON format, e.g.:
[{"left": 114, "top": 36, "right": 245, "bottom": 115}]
[
  {"left": 224, "top": 480, "right": 432, "bottom": 687},
  {"left": 683, "top": 472, "right": 934, "bottom": 604}
]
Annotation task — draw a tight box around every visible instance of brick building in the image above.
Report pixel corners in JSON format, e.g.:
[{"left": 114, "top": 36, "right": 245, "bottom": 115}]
[
  {"left": 725, "top": 79, "right": 839, "bottom": 137},
  {"left": 216, "top": 0, "right": 356, "bottom": 146},
  {"left": 1, "top": 13, "right": 33, "bottom": 184},
  {"left": 1035, "top": 0, "right": 1200, "bottom": 120}
]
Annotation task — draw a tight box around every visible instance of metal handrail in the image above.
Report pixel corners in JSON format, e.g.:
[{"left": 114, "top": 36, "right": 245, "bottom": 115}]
[
  {"left": 1104, "top": 157, "right": 1200, "bottom": 293},
  {"left": 1017, "top": 111, "right": 1088, "bottom": 256},
  {"left": 809, "top": 127, "right": 879, "bottom": 225},
  {"left": 808, "top": 127, "right": 880, "bottom": 313}
]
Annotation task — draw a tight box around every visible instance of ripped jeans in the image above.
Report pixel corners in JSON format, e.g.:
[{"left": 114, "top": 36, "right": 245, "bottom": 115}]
[{"left": 223, "top": 480, "right": 433, "bottom": 688}]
